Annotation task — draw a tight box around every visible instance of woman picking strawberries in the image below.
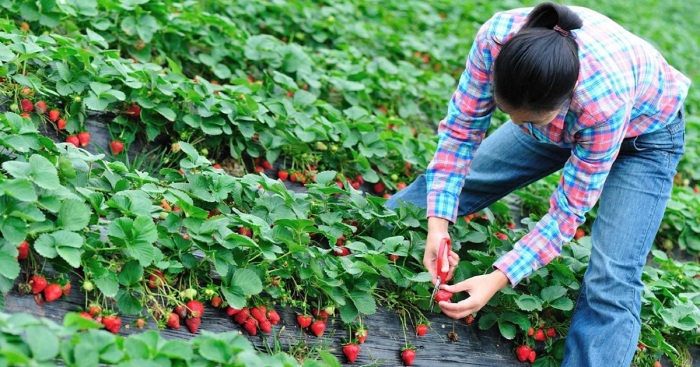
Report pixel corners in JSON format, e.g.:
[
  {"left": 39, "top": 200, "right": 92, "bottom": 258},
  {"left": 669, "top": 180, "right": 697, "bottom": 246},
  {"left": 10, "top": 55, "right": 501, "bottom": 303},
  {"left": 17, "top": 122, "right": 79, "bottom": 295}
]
[{"left": 386, "top": 2, "right": 689, "bottom": 366}]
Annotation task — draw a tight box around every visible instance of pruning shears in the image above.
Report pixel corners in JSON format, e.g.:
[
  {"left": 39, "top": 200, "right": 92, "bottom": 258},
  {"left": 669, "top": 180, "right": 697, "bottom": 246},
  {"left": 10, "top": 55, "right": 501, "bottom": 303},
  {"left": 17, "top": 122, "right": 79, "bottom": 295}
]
[{"left": 430, "top": 237, "right": 452, "bottom": 313}]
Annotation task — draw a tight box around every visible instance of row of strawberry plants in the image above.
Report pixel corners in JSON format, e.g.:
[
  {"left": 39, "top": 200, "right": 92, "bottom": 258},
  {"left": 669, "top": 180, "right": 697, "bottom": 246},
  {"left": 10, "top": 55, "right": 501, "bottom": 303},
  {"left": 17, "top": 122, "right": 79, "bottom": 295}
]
[
  {"left": 2, "top": 111, "right": 698, "bottom": 366},
  {"left": 0, "top": 15, "right": 437, "bottom": 192},
  {"left": 0, "top": 311, "right": 337, "bottom": 366},
  {"left": 1, "top": 0, "right": 472, "bottom": 127}
]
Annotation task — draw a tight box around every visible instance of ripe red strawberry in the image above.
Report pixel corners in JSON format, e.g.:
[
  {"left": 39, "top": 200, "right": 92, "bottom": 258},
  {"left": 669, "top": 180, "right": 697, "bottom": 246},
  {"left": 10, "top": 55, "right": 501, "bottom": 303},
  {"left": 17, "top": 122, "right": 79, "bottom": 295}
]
[
  {"left": 515, "top": 345, "right": 531, "bottom": 362},
  {"left": 211, "top": 296, "right": 222, "bottom": 308},
  {"left": 528, "top": 350, "right": 537, "bottom": 363},
  {"left": 78, "top": 311, "right": 93, "bottom": 320},
  {"left": 43, "top": 284, "right": 63, "bottom": 302},
  {"left": 355, "top": 328, "right": 367, "bottom": 344},
  {"left": 546, "top": 327, "right": 556, "bottom": 338},
  {"left": 466, "top": 315, "right": 475, "bottom": 324},
  {"left": 277, "top": 170, "right": 289, "bottom": 181},
  {"left": 334, "top": 246, "right": 351, "bottom": 256},
  {"left": 212, "top": 163, "right": 222, "bottom": 169},
  {"left": 226, "top": 306, "right": 242, "bottom": 317},
  {"left": 174, "top": 304, "right": 187, "bottom": 319},
  {"left": 102, "top": 315, "right": 121, "bottom": 334},
  {"left": 416, "top": 324, "right": 428, "bottom": 336},
  {"left": 342, "top": 343, "right": 360, "bottom": 363},
  {"left": 17, "top": 241, "right": 29, "bottom": 260},
  {"left": 233, "top": 308, "right": 251, "bottom": 325},
  {"left": 574, "top": 228, "right": 585, "bottom": 240},
  {"left": 254, "top": 166, "right": 264, "bottom": 173},
  {"left": 62, "top": 281, "right": 71, "bottom": 296},
  {"left": 267, "top": 309, "right": 281, "bottom": 325},
  {"left": 186, "top": 300, "right": 204, "bottom": 318},
  {"left": 20, "top": 99, "right": 33, "bottom": 112},
  {"left": 166, "top": 312, "right": 180, "bottom": 329},
  {"left": 355, "top": 174, "right": 364, "bottom": 185},
  {"left": 401, "top": 348, "right": 416, "bottom": 366},
  {"left": 262, "top": 160, "right": 272, "bottom": 170},
  {"left": 77, "top": 131, "right": 90, "bottom": 147},
  {"left": 495, "top": 232, "right": 508, "bottom": 240},
  {"left": 250, "top": 307, "right": 266, "bottom": 322},
  {"left": 110, "top": 140, "right": 124, "bottom": 155},
  {"left": 259, "top": 319, "right": 272, "bottom": 333},
  {"left": 125, "top": 104, "right": 141, "bottom": 119},
  {"left": 297, "top": 314, "right": 312, "bottom": 328},
  {"left": 653, "top": 361, "right": 662, "bottom": 367},
  {"left": 527, "top": 327, "right": 534, "bottom": 336},
  {"left": 34, "top": 101, "right": 47, "bottom": 114},
  {"left": 185, "top": 317, "right": 201, "bottom": 334},
  {"left": 243, "top": 317, "right": 258, "bottom": 335},
  {"left": 238, "top": 227, "right": 252, "bottom": 237},
  {"left": 534, "top": 328, "right": 546, "bottom": 342},
  {"left": 350, "top": 181, "right": 361, "bottom": 190},
  {"left": 57, "top": 118, "right": 66, "bottom": 130},
  {"left": 434, "top": 289, "right": 453, "bottom": 302},
  {"left": 310, "top": 320, "right": 326, "bottom": 337},
  {"left": 89, "top": 305, "right": 102, "bottom": 317},
  {"left": 373, "top": 182, "right": 385, "bottom": 193},
  {"left": 20, "top": 112, "right": 30, "bottom": 118},
  {"left": 388, "top": 254, "right": 399, "bottom": 262},
  {"left": 29, "top": 275, "right": 47, "bottom": 294},
  {"left": 66, "top": 135, "right": 80, "bottom": 147},
  {"left": 637, "top": 343, "right": 646, "bottom": 351},
  {"left": 48, "top": 109, "right": 60, "bottom": 122},
  {"left": 396, "top": 182, "right": 407, "bottom": 191},
  {"left": 507, "top": 222, "right": 516, "bottom": 230}
]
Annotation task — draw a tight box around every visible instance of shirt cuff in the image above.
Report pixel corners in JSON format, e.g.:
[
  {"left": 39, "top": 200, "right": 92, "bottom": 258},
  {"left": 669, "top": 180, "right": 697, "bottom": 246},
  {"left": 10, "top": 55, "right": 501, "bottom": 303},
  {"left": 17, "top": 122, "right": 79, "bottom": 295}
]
[
  {"left": 493, "top": 247, "right": 538, "bottom": 287},
  {"left": 426, "top": 190, "right": 459, "bottom": 223}
]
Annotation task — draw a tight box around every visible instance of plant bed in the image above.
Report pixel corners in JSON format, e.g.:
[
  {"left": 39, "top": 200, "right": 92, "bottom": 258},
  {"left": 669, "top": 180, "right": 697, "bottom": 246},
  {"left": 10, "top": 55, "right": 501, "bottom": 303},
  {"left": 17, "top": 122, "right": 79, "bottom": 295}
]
[{"left": 3, "top": 283, "right": 523, "bottom": 366}]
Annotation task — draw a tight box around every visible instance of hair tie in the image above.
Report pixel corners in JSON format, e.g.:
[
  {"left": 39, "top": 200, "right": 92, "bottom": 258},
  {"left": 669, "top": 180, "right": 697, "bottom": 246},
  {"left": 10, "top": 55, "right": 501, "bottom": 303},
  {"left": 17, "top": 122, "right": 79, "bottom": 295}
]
[{"left": 553, "top": 25, "right": 570, "bottom": 37}]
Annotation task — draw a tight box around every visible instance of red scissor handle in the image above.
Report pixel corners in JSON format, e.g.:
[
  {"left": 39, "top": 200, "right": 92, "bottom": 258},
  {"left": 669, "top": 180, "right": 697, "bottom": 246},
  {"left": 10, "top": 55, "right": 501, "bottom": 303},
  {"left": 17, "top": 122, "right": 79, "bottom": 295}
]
[{"left": 436, "top": 238, "right": 452, "bottom": 282}]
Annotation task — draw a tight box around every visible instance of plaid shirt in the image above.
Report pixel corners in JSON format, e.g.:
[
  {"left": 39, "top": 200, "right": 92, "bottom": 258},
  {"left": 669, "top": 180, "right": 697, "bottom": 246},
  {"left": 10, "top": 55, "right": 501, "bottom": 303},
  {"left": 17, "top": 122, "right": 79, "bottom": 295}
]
[{"left": 426, "top": 7, "right": 690, "bottom": 286}]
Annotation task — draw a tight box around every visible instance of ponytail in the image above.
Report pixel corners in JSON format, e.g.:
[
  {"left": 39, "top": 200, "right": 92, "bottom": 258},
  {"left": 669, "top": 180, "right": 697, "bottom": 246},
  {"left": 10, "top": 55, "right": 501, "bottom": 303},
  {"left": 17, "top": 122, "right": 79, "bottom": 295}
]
[{"left": 494, "top": 3, "right": 583, "bottom": 112}]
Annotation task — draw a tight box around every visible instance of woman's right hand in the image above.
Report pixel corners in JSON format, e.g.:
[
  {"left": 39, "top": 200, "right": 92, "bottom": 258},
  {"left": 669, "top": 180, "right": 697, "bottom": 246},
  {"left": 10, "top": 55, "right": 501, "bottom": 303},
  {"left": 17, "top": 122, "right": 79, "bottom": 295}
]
[{"left": 424, "top": 217, "right": 460, "bottom": 285}]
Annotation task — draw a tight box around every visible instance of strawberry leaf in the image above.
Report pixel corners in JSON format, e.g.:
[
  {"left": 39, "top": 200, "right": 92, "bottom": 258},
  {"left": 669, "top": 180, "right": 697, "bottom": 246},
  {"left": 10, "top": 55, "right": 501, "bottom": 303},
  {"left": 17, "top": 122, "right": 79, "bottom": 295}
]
[
  {"left": 24, "top": 325, "right": 59, "bottom": 362},
  {"left": 198, "top": 339, "right": 230, "bottom": 364},
  {"left": 0, "top": 252, "right": 20, "bottom": 280},
  {"left": 159, "top": 340, "right": 194, "bottom": 360},
  {"left": 0, "top": 179, "right": 37, "bottom": 202},
  {"left": 515, "top": 294, "right": 543, "bottom": 312},
  {"left": 497, "top": 321, "right": 516, "bottom": 340},
  {"left": 541, "top": 285, "right": 567, "bottom": 303},
  {"left": 33, "top": 230, "right": 84, "bottom": 268},
  {"left": 57, "top": 199, "right": 91, "bottom": 231},
  {"left": 94, "top": 272, "right": 119, "bottom": 298}
]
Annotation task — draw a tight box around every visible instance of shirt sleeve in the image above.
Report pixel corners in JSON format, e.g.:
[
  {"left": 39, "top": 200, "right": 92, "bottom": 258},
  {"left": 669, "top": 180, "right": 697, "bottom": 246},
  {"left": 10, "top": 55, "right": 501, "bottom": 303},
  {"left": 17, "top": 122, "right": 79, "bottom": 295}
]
[
  {"left": 425, "top": 24, "right": 497, "bottom": 222},
  {"left": 493, "top": 107, "right": 631, "bottom": 286}
]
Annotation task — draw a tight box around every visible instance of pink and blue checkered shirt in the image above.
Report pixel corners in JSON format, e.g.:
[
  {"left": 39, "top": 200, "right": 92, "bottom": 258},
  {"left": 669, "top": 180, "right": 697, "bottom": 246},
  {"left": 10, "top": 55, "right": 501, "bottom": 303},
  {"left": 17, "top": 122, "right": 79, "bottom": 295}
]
[{"left": 426, "top": 7, "right": 690, "bottom": 286}]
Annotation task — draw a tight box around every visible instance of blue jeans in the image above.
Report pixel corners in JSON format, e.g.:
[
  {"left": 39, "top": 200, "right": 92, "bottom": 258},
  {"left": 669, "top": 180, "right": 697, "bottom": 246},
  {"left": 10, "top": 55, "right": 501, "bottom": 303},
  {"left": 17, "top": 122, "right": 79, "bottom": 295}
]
[{"left": 387, "top": 113, "right": 685, "bottom": 366}]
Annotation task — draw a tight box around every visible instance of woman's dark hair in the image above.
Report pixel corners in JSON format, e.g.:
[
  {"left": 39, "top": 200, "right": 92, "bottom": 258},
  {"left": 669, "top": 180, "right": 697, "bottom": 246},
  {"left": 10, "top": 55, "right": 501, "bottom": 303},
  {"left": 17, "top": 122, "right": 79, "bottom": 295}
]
[{"left": 493, "top": 2, "right": 583, "bottom": 112}]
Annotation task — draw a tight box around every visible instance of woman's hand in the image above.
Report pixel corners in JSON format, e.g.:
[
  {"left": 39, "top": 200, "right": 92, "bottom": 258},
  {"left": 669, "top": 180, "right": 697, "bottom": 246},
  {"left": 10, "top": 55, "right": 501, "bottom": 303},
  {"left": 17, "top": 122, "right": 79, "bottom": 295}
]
[
  {"left": 424, "top": 217, "right": 459, "bottom": 285},
  {"left": 438, "top": 270, "right": 510, "bottom": 319}
]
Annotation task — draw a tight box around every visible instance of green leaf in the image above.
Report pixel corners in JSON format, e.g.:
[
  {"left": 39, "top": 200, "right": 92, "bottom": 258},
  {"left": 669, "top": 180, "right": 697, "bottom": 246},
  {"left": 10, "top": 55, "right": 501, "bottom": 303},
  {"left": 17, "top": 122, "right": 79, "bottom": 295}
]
[
  {"left": 32, "top": 230, "right": 84, "bottom": 267},
  {"left": 0, "top": 253, "right": 20, "bottom": 280},
  {"left": 24, "top": 325, "right": 59, "bottom": 361},
  {"left": 118, "top": 260, "right": 143, "bottom": 287},
  {"left": 498, "top": 321, "right": 516, "bottom": 340},
  {"left": 477, "top": 312, "right": 499, "bottom": 330},
  {"left": 63, "top": 312, "right": 102, "bottom": 330},
  {"left": 350, "top": 290, "right": 376, "bottom": 315},
  {"left": 136, "top": 14, "right": 160, "bottom": 43},
  {"left": 57, "top": 199, "right": 91, "bottom": 231},
  {"left": 116, "top": 289, "right": 142, "bottom": 315},
  {"left": 1, "top": 179, "right": 36, "bottom": 202},
  {"left": 541, "top": 285, "right": 567, "bottom": 302},
  {"left": 94, "top": 272, "right": 119, "bottom": 298},
  {"left": 156, "top": 106, "right": 176, "bottom": 121},
  {"left": 550, "top": 297, "right": 574, "bottom": 311},
  {"left": 314, "top": 171, "right": 337, "bottom": 185},
  {"left": 198, "top": 339, "right": 230, "bottom": 363},
  {"left": 232, "top": 269, "right": 262, "bottom": 295},
  {"left": 515, "top": 294, "right": 543, "bottom": 312},
  {"left": 159, "top": 340, "right": 193, "bottom": 360},
  {"left": 293, "top": 90, "right": 317, "bottom": 106},
  {"left": 29, "top": 154, "right": 60, "bottom": 189}
]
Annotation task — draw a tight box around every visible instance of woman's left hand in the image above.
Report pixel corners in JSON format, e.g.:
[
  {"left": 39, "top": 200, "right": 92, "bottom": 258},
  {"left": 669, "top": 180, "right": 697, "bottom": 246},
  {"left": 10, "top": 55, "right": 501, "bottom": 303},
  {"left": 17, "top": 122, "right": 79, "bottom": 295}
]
[{"left": 438, "top": 270, "right": 511, "bottom": 319}]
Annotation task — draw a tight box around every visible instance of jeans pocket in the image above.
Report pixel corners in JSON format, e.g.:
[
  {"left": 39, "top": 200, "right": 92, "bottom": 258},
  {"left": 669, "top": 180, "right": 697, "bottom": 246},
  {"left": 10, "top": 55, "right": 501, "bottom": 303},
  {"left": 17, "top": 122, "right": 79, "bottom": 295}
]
[{"left": 629, "top": 113, "right": 685, "bottom": 154}]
